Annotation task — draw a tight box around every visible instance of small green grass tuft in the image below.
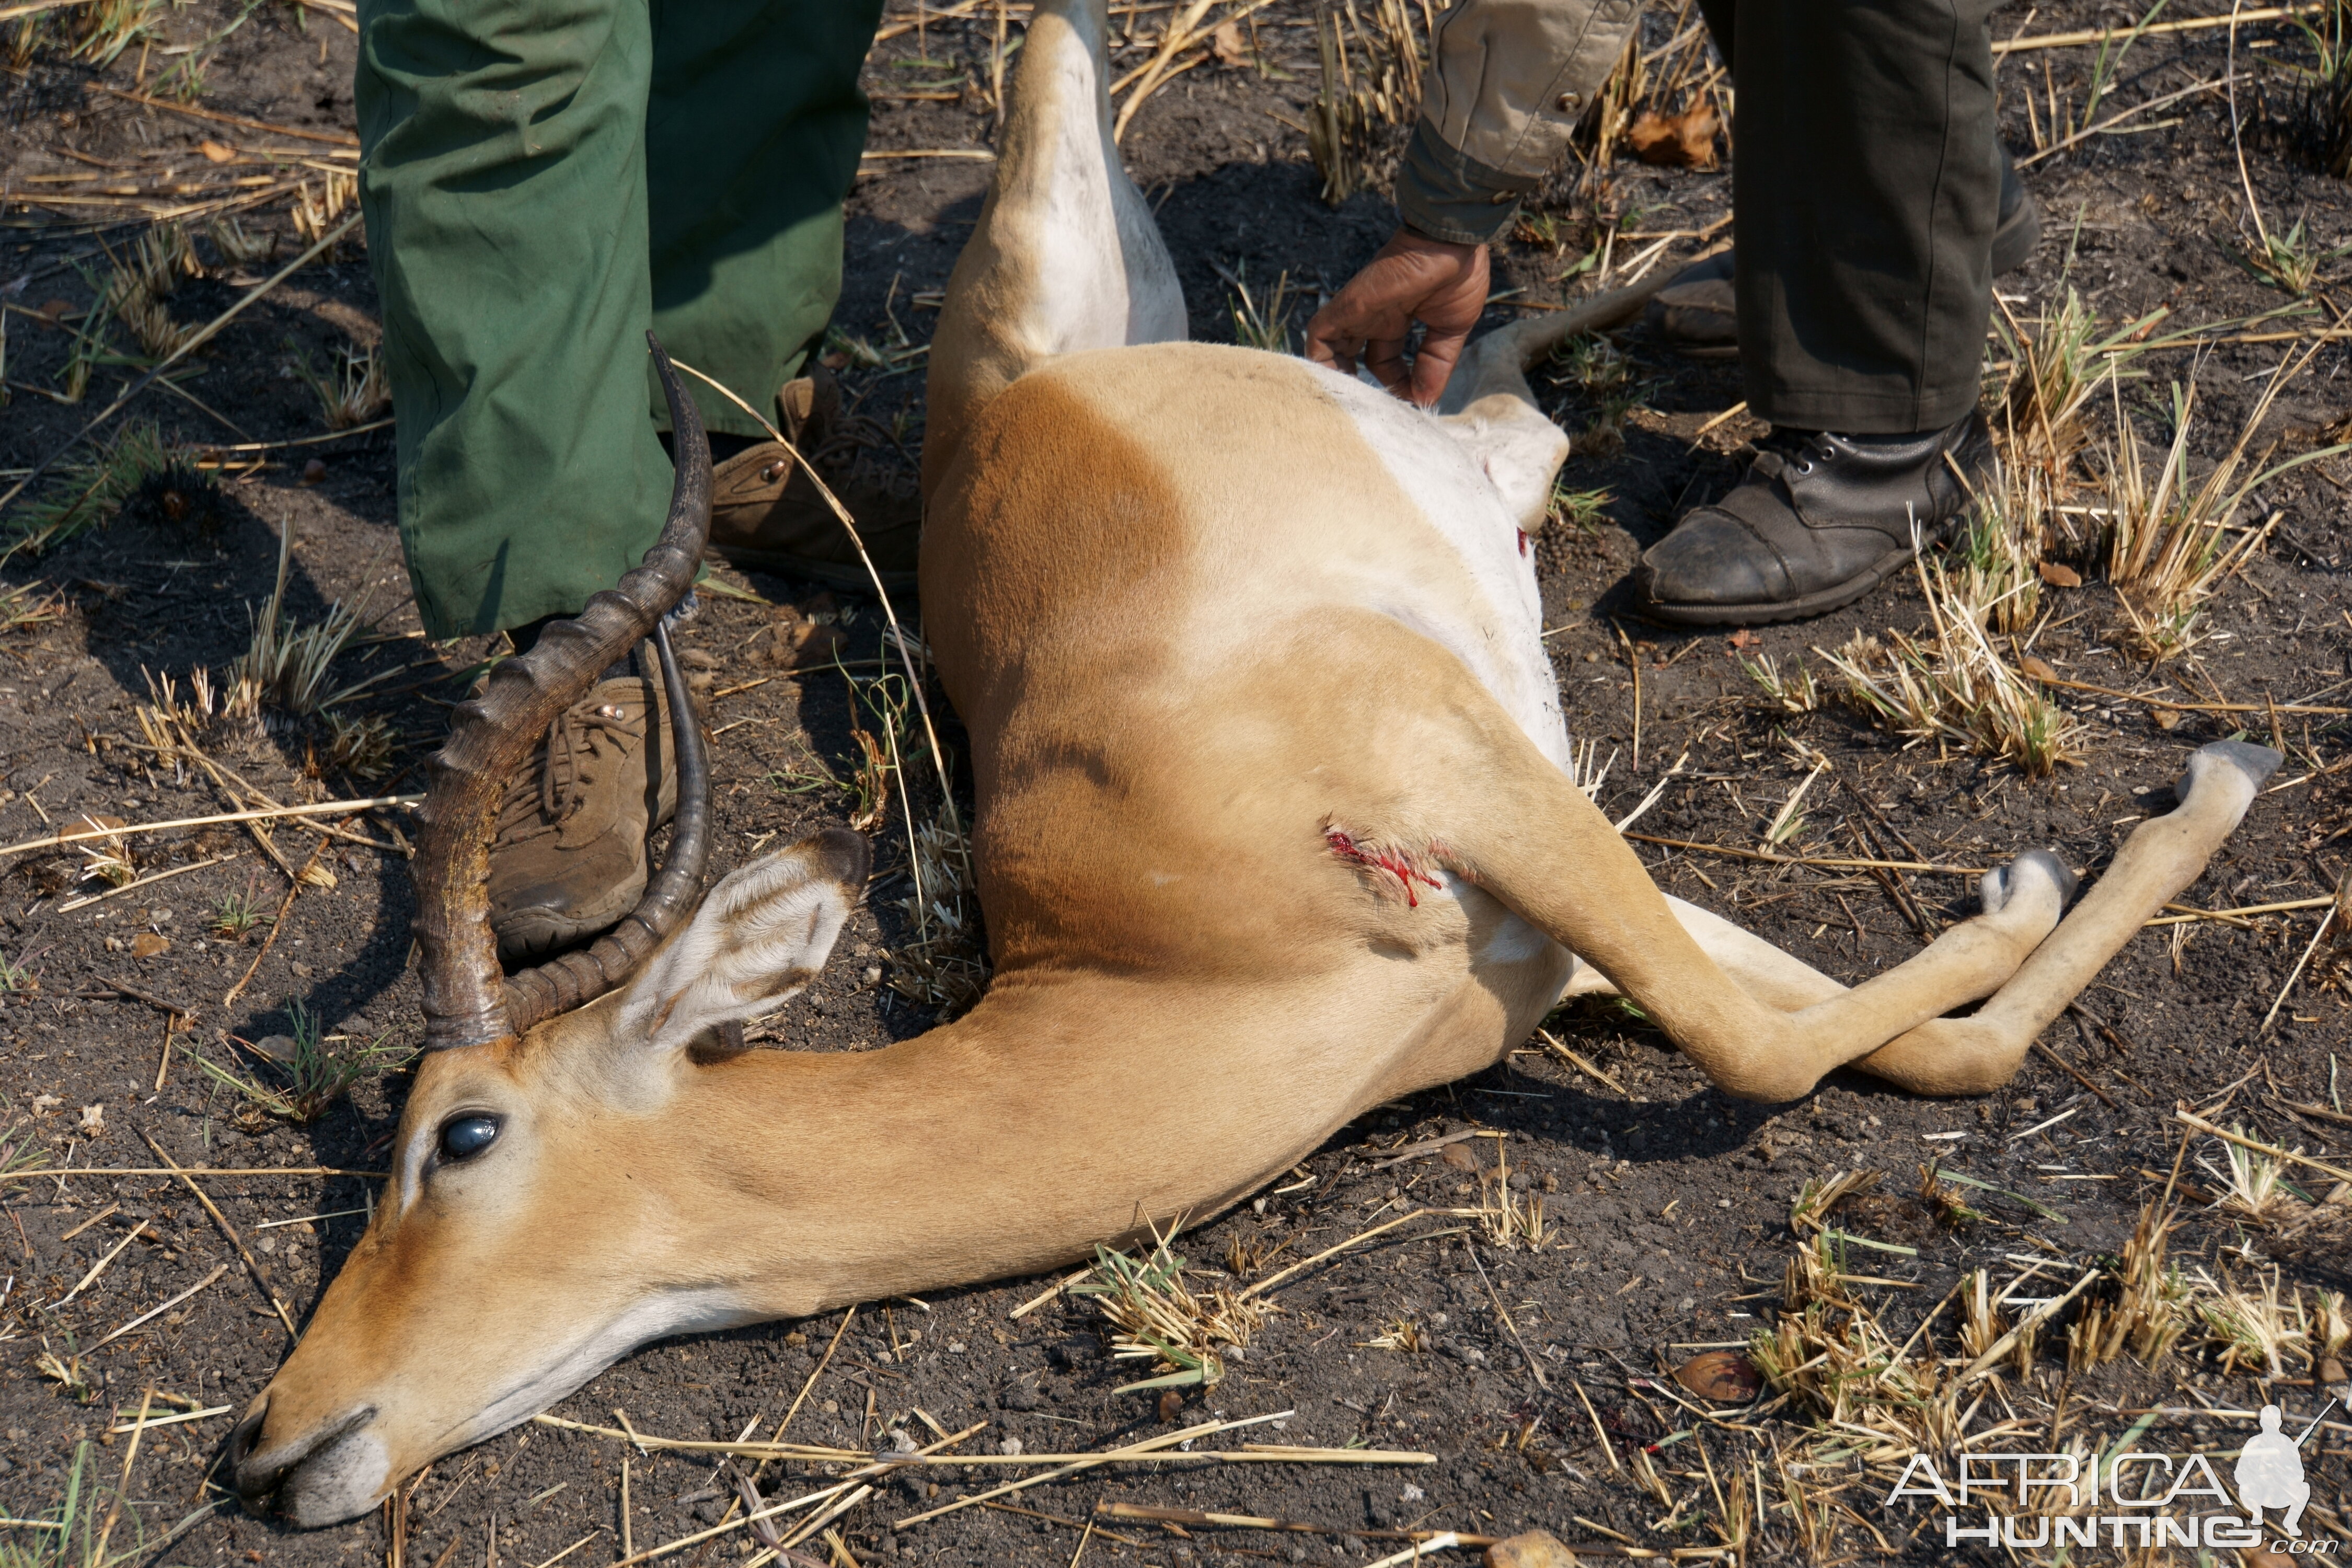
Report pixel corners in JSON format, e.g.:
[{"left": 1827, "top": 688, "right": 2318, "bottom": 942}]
[
  {"left": 6, "top": 422, "right": 180, "bottom": 559},
  {"left": 1545, "top": 481, "right": 1613, "bottom": 534},
  {"left": 2240, "top": 215, "right": 2347, "bottom": 296},
  {"left": 1217, "top": 260, "right": 1307, "bottom": 354},
  {"left": 190, "top": 1001, "right": 411, "bottom": 1128},
  {"left": 207, "top": 890, "right": 273, "bottom": 941}
]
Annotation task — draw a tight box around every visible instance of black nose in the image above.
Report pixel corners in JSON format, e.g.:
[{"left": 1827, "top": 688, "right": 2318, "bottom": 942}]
[{"left": 227, "top": 1396, "right": 278, "bottom": 1502}]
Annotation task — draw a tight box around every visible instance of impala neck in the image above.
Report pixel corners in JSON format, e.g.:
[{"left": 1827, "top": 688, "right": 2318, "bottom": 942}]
[{"left": 642, "top": 972, "right": 1294, "bottom": 1316}]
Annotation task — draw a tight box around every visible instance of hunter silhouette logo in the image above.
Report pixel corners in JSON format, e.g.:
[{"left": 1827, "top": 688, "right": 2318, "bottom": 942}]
[
  {"left": 1885, "top": 1398, "right": 2340, "bottom": 1551},
  {"left": 2236, "top": 1401, "right": 2325, "bottom": 1537}
]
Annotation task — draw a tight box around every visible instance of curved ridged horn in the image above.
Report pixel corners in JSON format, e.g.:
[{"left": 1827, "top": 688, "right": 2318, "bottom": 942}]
[{"left": 411, "top": 333, "right": 714, "bottom": 1051}]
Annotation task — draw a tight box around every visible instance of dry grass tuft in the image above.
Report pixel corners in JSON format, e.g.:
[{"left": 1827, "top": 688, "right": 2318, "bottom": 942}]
[
  {"left": 1748, "top": 1229, "right": 1976, "bottom": 1467},
  {"left": 1214, "top": 259, "right": 1306, "bottom": 353},
  {"left": 232, "top": 520, "right": 376, "bottom": 722},
  {"left": 291, "top": 168, "right": 359, "bottom": 251},
  {"left": 2066, "top": 1201, "right": 2191, "bottom": 1369},
  {"left": 1738, "top": 653, "right": 1819, "bottom": 714},
  {"left": 2097, "top": 375, "right": 2335, "bottom": 661},
  {"left": 33, "top": 1350, "right": 93, "bottom": 1404},
  {"left": 1469, "top": 1138, "right": 1547, "bottom": 1249},
  {"left": 2200, "top": 1124, "right": 2307, "bottom": 1225},
  {"left": 1748, "top": 1168, "right": 2344, "bottom": 1562},
  {"left": 322, "top": 709, "right": 397, "bottom": 783},
  {"left": 0, "top": 580, "right": 67, "bottom": 636},
  {"left": 2194, "top": 1265, "right": 2312, "bottom": 1379},
  {"left": 1788, "top": 1168, "right": 1878, "bottom": 1237},
  {"left": 289, "top": 338, "right": 390, "bottom": 431},
  {"left": 1819, "top": 551, "right": 2081, "bottom": 779},
  {"left": 883, "top": 808, "right": 986, "bottom": 1015},
  {"left": 1917, "top": 1162, "right": 1986, "bottom": 1229},
  {"left": 1071, "top": 1226, "right": 1269, "bottom": 1391},
  {"left": 1993, "top": 288, "right": 2160, "bottom": 479},
  {"left": 1948, "top": 463, "right": 2047, "bottom": 637},
  {"left": 102, "top": 222, "right": 203, "bottom": 360},
  {"left": 207, "top": 216, "right": 279, "bottom": 267}
]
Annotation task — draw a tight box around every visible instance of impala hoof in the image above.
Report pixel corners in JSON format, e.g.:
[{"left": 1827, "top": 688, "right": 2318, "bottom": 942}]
[
  {"left": 2191, "top": 739, "right": 2285, "bottom": 791},
  {"left": 1979, "top": 848, "right": 2077, "bottom": 917}
]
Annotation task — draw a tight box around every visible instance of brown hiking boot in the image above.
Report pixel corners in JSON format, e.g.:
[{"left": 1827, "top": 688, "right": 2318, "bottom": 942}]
[
  {"left": 487, "top": 675, "right": 679, "bottom": 963},
  {"left": 707, "top": 368, "right": 923, "bottom": 593}
]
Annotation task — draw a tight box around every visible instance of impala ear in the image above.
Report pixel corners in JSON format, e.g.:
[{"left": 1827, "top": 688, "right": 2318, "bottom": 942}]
[{"left": 613, "top": 828, "right": 872, "bottom": 1057}]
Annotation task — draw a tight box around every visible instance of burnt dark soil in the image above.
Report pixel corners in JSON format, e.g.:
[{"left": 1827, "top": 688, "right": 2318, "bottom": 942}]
[{"left": 3, "top": 2, "right": 2351, "bottom": 1564}]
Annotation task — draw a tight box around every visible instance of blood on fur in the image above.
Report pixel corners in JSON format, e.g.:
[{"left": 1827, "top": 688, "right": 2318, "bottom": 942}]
[{"left": 1324, "top": 825, "right": 1443, "bottom": 907}]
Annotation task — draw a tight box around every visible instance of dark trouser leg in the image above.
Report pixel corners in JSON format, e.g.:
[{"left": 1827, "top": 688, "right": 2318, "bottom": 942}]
[
  {"left": 356, "top": 0, "right": 672, "bottom": 640},
  {"left": 1724, "top": 0, "right": 2000, "bottom": 433},
  {"left": 356, "top": 0, "right": 882, "bottom": 639},
  {"left": 643, "top": 0, "right": 884, "bottom": 442}
]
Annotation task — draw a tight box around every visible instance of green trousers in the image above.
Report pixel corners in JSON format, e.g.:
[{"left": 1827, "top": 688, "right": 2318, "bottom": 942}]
[
  {"left": 1698, "top": 0, "right": 2000, "bottom": 433},
  {"left": 354, "top": 0, "right": 883, "bottom": 639}
]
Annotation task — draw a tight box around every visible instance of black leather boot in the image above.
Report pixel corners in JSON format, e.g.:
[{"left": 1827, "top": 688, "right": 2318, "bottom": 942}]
[{"left": 1632, "top": 410, "right": 1997, "bottom": 625}]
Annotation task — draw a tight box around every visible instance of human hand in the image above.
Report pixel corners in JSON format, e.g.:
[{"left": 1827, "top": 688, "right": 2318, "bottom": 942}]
[{"left": 1302, "top": 228, "right": 1489, "bottom": 407}]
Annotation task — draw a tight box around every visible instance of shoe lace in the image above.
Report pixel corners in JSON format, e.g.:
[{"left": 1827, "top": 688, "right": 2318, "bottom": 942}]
[{"left": 494, "top": 697, "right": 644, "bottom": 845}]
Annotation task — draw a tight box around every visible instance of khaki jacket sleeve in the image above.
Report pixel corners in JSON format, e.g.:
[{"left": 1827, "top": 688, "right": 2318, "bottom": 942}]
[{"left": 1396, "top": 0, "right": 1643, "bottom": 245}]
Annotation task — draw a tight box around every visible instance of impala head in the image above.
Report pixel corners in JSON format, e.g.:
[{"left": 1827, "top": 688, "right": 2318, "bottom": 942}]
[{"left": 228, "top": 339, "right": 872, "bottom": 1526}]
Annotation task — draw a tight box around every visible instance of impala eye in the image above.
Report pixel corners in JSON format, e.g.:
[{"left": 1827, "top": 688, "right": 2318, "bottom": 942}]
[{"left": 438, "top": 1115, "right": 501, "bottom": 1161}]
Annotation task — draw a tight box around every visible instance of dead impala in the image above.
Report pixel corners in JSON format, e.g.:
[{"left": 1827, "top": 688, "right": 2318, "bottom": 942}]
[{"left": 229, "top": 0, "right": 2278, "bottom": 1525}]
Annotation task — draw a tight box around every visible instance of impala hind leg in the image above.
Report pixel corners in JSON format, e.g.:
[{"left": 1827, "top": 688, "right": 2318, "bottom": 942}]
[
  {"left": 923, "top": 0, "right": 1184, "bottom": 498},
  {"left": 1562, "top": 741, "right": 2280, "bottom": 1094},
  {"left": 1311, "top": 615, "right": 2066, "bottom": 1100}
]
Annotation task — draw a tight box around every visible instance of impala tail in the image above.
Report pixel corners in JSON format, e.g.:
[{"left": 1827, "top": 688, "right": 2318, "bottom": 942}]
[{"left": 921, "top": 0, "right": 1185, "bottom": 499}]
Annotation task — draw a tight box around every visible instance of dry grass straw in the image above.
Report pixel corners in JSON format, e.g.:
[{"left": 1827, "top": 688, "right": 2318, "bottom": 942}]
[
  {"left": 1747, "top": 1226, "right": 1984, "bottom": 1469},
  {"left": 833, "top": 664, "right": 985, "bottom": 1014},
  {"left": 187, "top": 999, "right": 408, "bottom": 1129},
  {"left": 1801, "top": 301, "right": 2084, "bottom": 775},
  {"left": 665, "top": 359, "right": 977, "bottom": 1022},
  {"left": 2193, "top": 1263, "right": 2315, "bottom": 1378},
  {"left": 0, "top": 212, "right": 363, "bottom": 524},
  {"left": 1995, "top": 289, "right": 2162, "bottom": 479},
  {"left": 2065, "top": 1200, "right": 2191, "bottom": 1369},
  {"left": 1307, "top": 0, "right": 1434, "bottom": 202},
  {"left": 1745, "top": 1159, "right": 2349, "bottom": 1562},
  {"left": 1950, "top": 460, "right": 2047, "bottom": 636},
  {"left": 2200, "top": 1122, "right": 2305, "bottom": 1223},
  {"left": 1071, "top": 1223, "right": 1269, "bottom": 1391}
]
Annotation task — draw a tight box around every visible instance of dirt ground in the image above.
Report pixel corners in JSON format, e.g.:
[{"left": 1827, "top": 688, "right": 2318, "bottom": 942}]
[{"left": 3, "top": 0, "right": 2351, "bottom": 1564}]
